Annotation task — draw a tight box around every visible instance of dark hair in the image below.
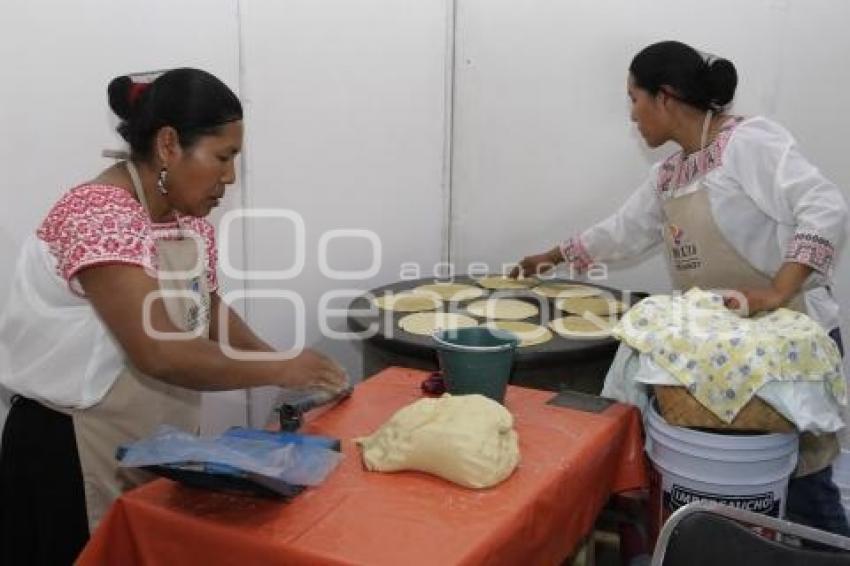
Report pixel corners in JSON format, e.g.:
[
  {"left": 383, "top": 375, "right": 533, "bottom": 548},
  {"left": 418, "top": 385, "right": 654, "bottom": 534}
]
[
  {"left": 629, "top": 41, "right": 737, "bottom": 112},
  {"left": 108, "top": 68, "right": 243, "bottom": 159}
]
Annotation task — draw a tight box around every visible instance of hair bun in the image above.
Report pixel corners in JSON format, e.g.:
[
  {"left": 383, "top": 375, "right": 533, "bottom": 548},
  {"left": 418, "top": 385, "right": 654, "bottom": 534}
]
[
  {"left": 107, "top": 75, "right": 133, "bottom": 120},
  {"left": 705, "top": 58, "right": 738, "bottom": 108}
]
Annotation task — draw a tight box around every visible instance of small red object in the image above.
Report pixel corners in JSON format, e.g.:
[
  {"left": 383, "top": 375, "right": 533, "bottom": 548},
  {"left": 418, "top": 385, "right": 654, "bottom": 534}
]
[
  {"left": 420, "top": 371, "right": 446, "bottom": 395},
  {"left": 128, "top": 81, "right": 150, "bottom": 105}
]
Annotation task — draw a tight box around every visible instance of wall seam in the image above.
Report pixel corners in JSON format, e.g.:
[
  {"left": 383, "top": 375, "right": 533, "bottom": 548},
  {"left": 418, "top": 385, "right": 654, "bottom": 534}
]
[
  {"left": 235, "top": 0, "right": 254, "bottom": 427},
  {"left": 441, "top": 0, "right": 458, "bottom": 267}
]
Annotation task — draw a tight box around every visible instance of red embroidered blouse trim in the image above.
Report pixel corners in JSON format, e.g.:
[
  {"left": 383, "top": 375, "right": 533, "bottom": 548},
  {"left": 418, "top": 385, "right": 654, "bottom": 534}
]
[{"left": 36, "top": 184, "right": 218, "bottom": 292}]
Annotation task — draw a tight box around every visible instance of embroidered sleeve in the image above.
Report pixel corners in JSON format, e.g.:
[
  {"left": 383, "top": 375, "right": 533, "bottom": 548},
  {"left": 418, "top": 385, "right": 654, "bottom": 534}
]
[
  {"left": 778, "top": 143, "right": 847, "bottom": 278},
  {"left": 36, "top": 185, "right": 156, "bottom": 294},
  {"left": 724, "top": 118, "right": 847, "bottom": 279},
  {"left": 560, "top": 171, "right": 665, "bottom": 272},
  {"left": 785, "top": 232, "right": 836, "bottom": 276},
  {"left": 559, "top": 236, "right": 594, "bottom": 274}
]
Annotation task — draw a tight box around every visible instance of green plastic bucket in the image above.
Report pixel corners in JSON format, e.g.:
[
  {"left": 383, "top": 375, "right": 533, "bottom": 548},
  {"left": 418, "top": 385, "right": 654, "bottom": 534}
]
[{"left": 432, "top": 327, "right": 519, "bottom": 403}]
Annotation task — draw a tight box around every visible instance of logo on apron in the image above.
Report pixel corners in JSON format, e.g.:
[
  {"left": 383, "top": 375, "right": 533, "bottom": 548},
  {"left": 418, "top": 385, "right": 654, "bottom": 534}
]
[{"left": 667, "top": 224, "right": 702, "bottom": 271}]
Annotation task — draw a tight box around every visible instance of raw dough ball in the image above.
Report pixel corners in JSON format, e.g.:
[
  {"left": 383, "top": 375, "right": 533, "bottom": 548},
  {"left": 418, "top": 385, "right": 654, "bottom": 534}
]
[{"left": 355, "top": 394, "right": 520, "bottom": 489}]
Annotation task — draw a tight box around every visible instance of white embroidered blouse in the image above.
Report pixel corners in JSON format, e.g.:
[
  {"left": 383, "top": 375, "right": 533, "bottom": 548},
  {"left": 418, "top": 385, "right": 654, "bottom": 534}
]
[
  {"left": 559, "top": 116, "right": 848, "bottom": 331},
  {"left": 0, "top": 184, "right": 218, "bottom": 408}
]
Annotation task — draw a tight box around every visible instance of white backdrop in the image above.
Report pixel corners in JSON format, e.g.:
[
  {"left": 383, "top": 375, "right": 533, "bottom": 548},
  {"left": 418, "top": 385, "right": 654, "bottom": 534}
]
[
  {"left": 451, "top": 0, "right": 850, "bottom": 309},
  {"left": 235, "top": 0, "right": 449, "bottom": 425},
  {"left": 2, "top": 0, "right": 849, "bottom": 434},
  {"left": 0, "top": 0, "right": 247, "bottom": 433}
]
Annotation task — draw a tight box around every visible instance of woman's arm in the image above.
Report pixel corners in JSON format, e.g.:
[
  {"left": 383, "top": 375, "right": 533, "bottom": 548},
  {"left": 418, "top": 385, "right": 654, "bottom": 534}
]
[
  {"left": 513, "top": 171, "right": 665, "bottom": 277},
  {"left": 725, "top": 262, "right": 813, "bottom": 315},
  {"left": 725, "top": 118, "right": 847, "bottom": 283},
  {"left": 722, "top": 118, "right": 847, "bottom": 314},
  {"left": 208, "top": 292, "right": 275, "bottom": 352},
  {"left": 78, "top": 265, "right": 346, "bottom": 392}
]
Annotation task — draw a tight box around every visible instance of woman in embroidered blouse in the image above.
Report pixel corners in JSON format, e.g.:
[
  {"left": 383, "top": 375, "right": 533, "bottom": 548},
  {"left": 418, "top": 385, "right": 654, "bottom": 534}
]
[
  {"left": 0, "top": 68, "right": 347, "bottom": 564},
  {"left": 513, "top": 41, "right": 849, "bottom": 536}
]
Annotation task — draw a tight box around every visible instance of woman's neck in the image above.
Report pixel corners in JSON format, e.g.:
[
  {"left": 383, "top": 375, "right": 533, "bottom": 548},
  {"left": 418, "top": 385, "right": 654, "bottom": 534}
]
[
  {"left": 123, "top": 161, "right": 175, "bottom": 223},
  {"left": 672, "top": 110, "right": 727, "bottom": 156},
  {"left": 91, "top": 162, "right": 175, "bottom": 223}
]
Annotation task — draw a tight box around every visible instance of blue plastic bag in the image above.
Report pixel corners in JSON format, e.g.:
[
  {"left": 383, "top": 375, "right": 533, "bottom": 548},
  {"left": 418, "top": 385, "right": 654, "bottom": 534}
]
[{"left": 118, "top": 425, "right": 342, "bottom": 488}]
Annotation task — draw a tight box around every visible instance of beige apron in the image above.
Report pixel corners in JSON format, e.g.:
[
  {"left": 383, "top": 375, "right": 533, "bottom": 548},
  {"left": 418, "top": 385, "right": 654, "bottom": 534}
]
[
  {"left": 63, "top": 162, "right": 209, "bottom": 530},
  {"left": 661, "top": 172, "right": 837, "bottom": 477}
]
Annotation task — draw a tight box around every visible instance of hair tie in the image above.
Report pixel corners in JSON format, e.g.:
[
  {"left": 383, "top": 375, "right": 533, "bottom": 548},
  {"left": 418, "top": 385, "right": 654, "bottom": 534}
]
[
  {"left": 128, "top": 81, "right": 150, "bottom": 106},
  {"left": 697, "top": 49, "right": 719, "bottom": 72}
]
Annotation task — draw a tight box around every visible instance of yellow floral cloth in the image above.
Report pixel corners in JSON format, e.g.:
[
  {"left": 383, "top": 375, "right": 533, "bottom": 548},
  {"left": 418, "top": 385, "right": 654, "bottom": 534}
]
[{"left": 613, "top": 288, "right": 846, "bottom": 422}]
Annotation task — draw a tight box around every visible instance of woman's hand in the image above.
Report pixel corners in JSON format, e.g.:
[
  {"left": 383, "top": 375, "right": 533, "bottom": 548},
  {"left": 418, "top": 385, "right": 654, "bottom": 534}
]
[
  {"left": 279, "top": 349, "right": 349, "bottom": 393},
  {"left": 723, "top": 286, "right": 788, "bottom": 317},
  {"left": 723, "top": 262, "right": 813, "bottom": 317},
  {"left": 509, "top": 246, "right": 564, "bottom": 279}
]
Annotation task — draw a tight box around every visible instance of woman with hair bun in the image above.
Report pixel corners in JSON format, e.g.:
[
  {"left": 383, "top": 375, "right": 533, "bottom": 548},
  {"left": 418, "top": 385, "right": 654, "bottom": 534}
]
[
  {"left": 0, "top": 68, "right": 348, "bottom": 563},
  {"left": 513, "top": 41, "right": 849, "bottom": 536}
]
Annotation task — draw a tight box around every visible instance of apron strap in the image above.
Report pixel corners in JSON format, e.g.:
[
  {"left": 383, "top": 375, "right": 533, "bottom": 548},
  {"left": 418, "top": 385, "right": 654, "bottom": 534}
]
[
  {"left": 125, "top": 160, "right": 183, "bottom": 231},
  {"left": 125, "top": 160, "right": 152, "bottom": 216}
]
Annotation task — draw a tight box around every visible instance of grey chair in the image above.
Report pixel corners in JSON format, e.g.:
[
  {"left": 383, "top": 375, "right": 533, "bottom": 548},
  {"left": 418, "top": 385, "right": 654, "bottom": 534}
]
[{"left": 650, "top": 500, "right": 850, "bottom": 566}]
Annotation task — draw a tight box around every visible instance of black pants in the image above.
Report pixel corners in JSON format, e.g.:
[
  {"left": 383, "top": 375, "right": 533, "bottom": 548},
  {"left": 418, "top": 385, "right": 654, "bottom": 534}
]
[
  {"left": 784, "top": 327, "right": 850, "bottom": 540},
  {"left": 0, "top": 396, "right": 89, "bottom": 565}
]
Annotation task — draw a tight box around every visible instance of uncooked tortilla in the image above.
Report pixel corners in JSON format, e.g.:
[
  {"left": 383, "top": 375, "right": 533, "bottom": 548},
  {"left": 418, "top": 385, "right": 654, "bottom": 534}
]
[
  {"left": 475, "top": 275, "right": 538, "bottom": 290},
  {"left": 414, "top": 283, "right": 485, "bottom": 302},
  {"left": 556, "top": 296, "right": 627, "bottom": 316},
  {"left": 398, "top": 312, "right": 479, "bottom": 336},
  {"left": 466, "top": 298, "right": 539, "bottom": 320},
  {"left": 532, "top": 283, "right": 603, "bottom": 299},
  {"left": 373, "top": 292, "right": 442, "bottom": 312},
  {"left": 355, "top": 394, "right": 520, "bottom": 489},
  {"left": 483, "top": 321, "right": 553, "bottom": 347},
  {"left": 549, "top": 314, "right": 615, "bottom": 339}
]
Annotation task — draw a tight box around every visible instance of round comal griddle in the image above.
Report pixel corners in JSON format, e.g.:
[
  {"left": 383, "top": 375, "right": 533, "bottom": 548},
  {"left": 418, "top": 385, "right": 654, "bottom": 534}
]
[{"left": 347, "top": 276, "right": 647, "bottom": 393}]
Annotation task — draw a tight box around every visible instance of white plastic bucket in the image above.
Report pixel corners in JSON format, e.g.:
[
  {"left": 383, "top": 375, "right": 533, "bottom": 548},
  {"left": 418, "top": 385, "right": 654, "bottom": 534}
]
[{"left": 645, "top": 400, "right": 799, "bottom": 539}]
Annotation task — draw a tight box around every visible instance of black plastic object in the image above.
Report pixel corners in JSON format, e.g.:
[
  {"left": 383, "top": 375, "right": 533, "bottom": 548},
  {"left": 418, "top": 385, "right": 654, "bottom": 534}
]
[
  {"left": 661, "top": 511, "right": 850, "bottom": 566},
  {"left": 133, "top": 461, "right": 307, "bottom": 500},
  {"left": 546, "top": 390, "right": 616, "bottom": 413},
  {"left": 276, "top": 385, "right": 354, "bottom": 432}
]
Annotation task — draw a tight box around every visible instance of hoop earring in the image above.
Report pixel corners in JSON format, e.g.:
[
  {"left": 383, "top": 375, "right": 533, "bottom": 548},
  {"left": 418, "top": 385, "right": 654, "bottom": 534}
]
[{"left": 157, "top": 168, "right": 169, "bottom": 195}]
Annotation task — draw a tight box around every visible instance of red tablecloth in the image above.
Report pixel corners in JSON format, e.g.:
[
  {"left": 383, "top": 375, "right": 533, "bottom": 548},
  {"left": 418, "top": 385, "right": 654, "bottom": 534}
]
[{"left": 78, "top": 367, "right": 648, "bottom": 566}]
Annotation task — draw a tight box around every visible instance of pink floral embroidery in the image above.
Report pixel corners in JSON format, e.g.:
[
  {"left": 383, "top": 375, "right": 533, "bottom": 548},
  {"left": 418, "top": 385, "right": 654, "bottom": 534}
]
[
  {"left": 37, "top": 184, "right": 218, "bottom": 293},
  {"left": 657, "top": 116, "right": 745, "bottom": 197},
  {"left": 560, "top": 236, "right": 593, "bottom": 274},
  {"left": 785, "top": 232, "right": 835, "bottom": 276},
  {"left": 170, "top": 216, "right": 218, "bottom": 291}
]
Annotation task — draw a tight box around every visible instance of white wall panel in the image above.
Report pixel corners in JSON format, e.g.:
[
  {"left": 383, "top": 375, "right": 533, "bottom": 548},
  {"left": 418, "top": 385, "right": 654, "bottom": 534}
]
[
  {"left": 451, "top": 0, "right": 850, "bottom": 300},
  {"left": 238, "top": 0, "right": 448, "bottom": 424},
  {"left": 0, "top": 0, "right": 247, "bottom": 433},
  {"left": 4, "top": 0, "right": 849, "bottom": 437}
]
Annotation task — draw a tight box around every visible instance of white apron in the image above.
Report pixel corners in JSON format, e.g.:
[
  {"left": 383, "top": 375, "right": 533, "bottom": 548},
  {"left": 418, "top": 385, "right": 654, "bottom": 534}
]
[
  {"left": 661, "top": 163, "right": 837, "bottom": 478},
  {"left": 56, "top": 162, "right": 209, "bottom": 530}
]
